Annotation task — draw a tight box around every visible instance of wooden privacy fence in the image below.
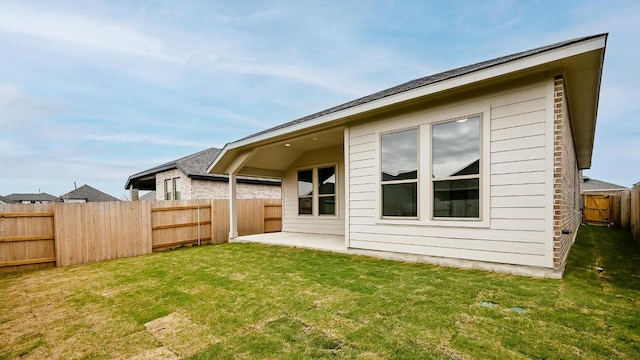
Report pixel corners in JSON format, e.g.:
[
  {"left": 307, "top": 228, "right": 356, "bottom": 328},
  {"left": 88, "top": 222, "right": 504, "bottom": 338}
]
[
  {"left": 631, "top": 184, "right": 640, "bottom": 241},
  {"left": 583, "top": 190, "right": 632, "bottom": 229},
  {"left": 0, "top": 199, "right": 281, "bottom": 273},
  {"left": 0, "top": 203, "right": 56, "bottom": 273}
]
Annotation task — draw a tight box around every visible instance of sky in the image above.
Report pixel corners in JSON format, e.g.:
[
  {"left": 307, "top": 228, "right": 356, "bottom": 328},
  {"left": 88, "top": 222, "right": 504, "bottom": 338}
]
[{"left": 0, "top": 0, "right": 638, "bottom": 199}]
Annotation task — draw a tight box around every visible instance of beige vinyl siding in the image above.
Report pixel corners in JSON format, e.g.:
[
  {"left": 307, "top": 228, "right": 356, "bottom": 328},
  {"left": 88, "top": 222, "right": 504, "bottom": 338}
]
[
  {"left": 282, "top": 145, "right": 345, "bottom": 235},
  {"left": 347, "top": 78, "right": 554, "bottom": 268}
]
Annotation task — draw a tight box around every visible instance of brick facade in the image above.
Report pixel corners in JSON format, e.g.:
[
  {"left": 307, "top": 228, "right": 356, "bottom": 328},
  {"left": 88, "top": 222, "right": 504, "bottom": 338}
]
[
  {"left": 155, "top": 169, "right": 280, "bottom": 200},
  {"left": 553, "top": 75, "right": 582, "bottom": 272}
]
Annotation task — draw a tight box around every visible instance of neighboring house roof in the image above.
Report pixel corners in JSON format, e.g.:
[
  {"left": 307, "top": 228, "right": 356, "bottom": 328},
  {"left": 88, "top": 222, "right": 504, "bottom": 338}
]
[
  {"left": 210, "top": 33, "right": 607, "bottom": 176},
  {"left": 60, "top": 184, "right": 121, "bottom": 202},
  {"left": 139, "top": 191, "right": 156, "bottom": 201},
  {"left": 582, "top": 177, "right": 628, "bottom": 192},
  {"left": 126, "top": 147, "right": 280, "bottom": 191},
  {"left": 0, "top": 195, "right": 14, "bottom": 204},
  {"left": 5, "top": 193, "right": 60, "bottom": 202}
]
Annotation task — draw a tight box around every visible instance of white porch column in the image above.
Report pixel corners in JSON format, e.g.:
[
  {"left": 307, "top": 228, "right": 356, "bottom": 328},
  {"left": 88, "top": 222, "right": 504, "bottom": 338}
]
[
  {"left": 229, "top": 172, "right": 238, "bottom": 239},
  {"left": 343, "top": 126, "right": 350, "bottom": 249}
]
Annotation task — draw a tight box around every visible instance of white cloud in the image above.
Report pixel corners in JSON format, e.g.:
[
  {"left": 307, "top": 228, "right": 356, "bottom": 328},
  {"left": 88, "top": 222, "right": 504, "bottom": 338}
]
[
  {"left": 0, "top": 84, "right": 62, "bottom": 125},
  {"left": 0, "top": 3, "right": 182, "bottom": 62},
  {"left": 0, "top": 2, "right": 414, "bottom": 98},
  {"left": 84, "top": 133, "right": 213, "bottom": 149}
]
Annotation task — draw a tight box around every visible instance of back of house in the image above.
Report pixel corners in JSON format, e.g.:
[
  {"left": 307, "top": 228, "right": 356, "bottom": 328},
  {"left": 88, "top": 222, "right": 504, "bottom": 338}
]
[{"left": 209, "top": 34, "right": 607, "bottom": 278}]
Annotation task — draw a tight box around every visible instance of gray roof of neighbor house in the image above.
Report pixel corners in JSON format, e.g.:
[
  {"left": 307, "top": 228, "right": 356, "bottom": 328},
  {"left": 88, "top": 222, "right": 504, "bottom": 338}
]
[
  {"left": 0, "top": 195, "right": 15, "bottom": 203},
  {"left": 583, "top": 177, "right": 628, "bottom": 192},
  {"left": 5, "top": 193, "right": 60, "bottom": 202},
  {"left": 240, "top": 34, "right": 606, "bottom": 142},
  {"left": 139, "top": 191, "right": 156, "bottom": 201},
  {"left": 125, "top": 147, "right": 280, "bottom": 191},
  {"left": 60, "top": 184, "right": 120, "bottom": 202}
]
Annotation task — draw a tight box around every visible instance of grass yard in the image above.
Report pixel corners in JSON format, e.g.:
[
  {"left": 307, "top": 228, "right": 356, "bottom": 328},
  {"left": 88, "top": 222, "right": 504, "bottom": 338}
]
[{"left": 1, "top": 225, "right": 639, "bottom": 359}]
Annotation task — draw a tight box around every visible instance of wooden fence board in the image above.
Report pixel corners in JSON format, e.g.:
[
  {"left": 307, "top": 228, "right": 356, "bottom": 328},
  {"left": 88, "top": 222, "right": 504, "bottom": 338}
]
[
  {"left": 0, "top": 203, "right": 55, "bottom": 273},
  {"left": 632, "top": 185, "right": 640, "bottom": 241},
  {"left": 1, "top": 198, "right": 281, "bottom": 272}
]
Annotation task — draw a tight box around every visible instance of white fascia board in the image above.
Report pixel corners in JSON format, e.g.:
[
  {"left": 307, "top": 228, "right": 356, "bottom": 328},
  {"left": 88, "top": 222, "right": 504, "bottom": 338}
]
[
  {"left": 210, "top": 36, "right": 606, "bottom": 174},
  {"left": 207, "top": 144, "right": 233, "bottom": 174}
]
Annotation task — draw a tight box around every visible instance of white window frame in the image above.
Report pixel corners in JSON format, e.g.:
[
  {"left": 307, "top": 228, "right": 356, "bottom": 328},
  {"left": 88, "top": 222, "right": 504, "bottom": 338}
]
[
  {"left": 296, "top": 163, "right": 339, "bottom": 218},
  {"left": 379, "top": 127, "right": 420, "bottom": 219},
  {"left": 430, "top": 115, "right": 482, "bottom": 221},
  {"left": 375, "top": 107, "right": 490, "bottom": 228},
  {"left": 164, "top": 179, "right": 172, "bottom": 200},
  {"left": 172, "top": 177, "right": 181, "bottom": 200},
  {"left": 297, "top": 168, "right": 314, "bottom": 216}
]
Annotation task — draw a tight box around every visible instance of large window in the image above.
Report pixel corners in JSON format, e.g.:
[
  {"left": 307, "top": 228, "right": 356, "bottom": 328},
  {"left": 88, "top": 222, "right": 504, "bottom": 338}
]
[
  {"left": 381, "top": 129, "right": 418, "bottom": 217},
  {"left": 298, "top": 166, "right": 336, "bottom": 216},
  {"left": 432, "top": 116, "right": 480, "bottom": 218}
]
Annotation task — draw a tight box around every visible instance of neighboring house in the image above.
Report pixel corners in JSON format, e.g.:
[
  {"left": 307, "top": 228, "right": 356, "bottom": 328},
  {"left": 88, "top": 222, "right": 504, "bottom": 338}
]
[
  {"left": 125, "top": 147, "right": 281, "bottom": 201},
  {"left": 209, "top": 34, "right": 607, "bottom": 278},
  {"left": 582, "top": 177, "right": 629, "bottom": 196},
  {"left": 60, "top": 184, "right": 121, "bottom": 203},
  {"left": 5, "top": 193, "right": 59, "bottom": 203},
  {"left": 0, "top": 195, "right": 14, "bottom": 204}
]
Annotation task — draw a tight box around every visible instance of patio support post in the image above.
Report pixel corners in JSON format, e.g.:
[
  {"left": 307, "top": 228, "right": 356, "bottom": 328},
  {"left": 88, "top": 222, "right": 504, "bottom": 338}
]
[
  {"left": 229, "top": 172, "right": 238, "bottom": 239},
  {"left": 130, "top": 187, "right": 139, "bottom": 201}
]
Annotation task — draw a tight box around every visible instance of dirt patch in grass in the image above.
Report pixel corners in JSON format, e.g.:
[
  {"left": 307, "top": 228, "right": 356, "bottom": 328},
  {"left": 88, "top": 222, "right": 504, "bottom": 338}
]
[
  {"left": 144, "top": 312, "right": 219, "bottom": 358},
  {"left": 129, "top": 346, "right": 180, "bottom": 360}
]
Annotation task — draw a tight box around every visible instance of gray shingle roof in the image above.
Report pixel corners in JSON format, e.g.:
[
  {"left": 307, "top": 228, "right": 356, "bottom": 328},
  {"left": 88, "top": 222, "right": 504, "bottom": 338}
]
[
  {"left": 5, "top": 193, "right": 60, "bottom": 202},
  {"left": 139, "top": 191, "right": 156, "bottom": 201},
  {"left": 239, "top": 34, "right": 606, "bottom": 142},
  {"left": 583, "top": 178, "right": 628, "bottom": 192},
  {"left": 0, "top": 195, "right": 15, "bottom": 203},
  {"left": 125, "top": 148, "right": 222, "bottom": 189},
  {"left": 60, "top": 184, "right": 120, "bottom": 202},
  {"left": 126, "top": 147, "right": 279, "bottom": 190}
]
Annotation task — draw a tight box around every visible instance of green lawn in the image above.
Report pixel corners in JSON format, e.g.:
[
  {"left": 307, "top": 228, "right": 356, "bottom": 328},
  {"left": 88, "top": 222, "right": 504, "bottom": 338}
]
[{"left": 1, "top": 225, "right": 639, "bottom": 359}]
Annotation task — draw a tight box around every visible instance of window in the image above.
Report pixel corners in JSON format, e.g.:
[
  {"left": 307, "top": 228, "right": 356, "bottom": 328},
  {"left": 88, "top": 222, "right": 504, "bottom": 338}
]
[
  {"left": 172, "top": 177, "right": 181, "bottom": 200},
  {"left": 164, "top": 177, "right": 181, "bottom": 200},
  {"left": 432, "top": 116, "right": 480, "bottom": 218},
  {"left": 297, "top": 169, "right": 313, "bottom": 215},
  {"left": 164, "top": 179, "right": 172, "bottom": 200},
  {"left": 318, "top": 166, "right": 336, "bottom": 215},
  {"left": 297, "top": 166, "right": 337, "bottom": 216},
  {"left": 381, "top": 129, "right": 418, "bottom": 217}
]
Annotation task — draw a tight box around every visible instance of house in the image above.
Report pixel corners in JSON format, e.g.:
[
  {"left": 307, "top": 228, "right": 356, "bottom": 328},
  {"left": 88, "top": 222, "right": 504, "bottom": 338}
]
[
  {"left": 125, "top": 147, "right": 281, "bottom": 201},
  {"left": 5, "top": 192, "right": 60, "bottom": 204},
  {"left": 208, "top": 34, "right": 607, "bottom": 278},
  {"left": 60, "top": 184, "right": 121, "bottom": 203}
]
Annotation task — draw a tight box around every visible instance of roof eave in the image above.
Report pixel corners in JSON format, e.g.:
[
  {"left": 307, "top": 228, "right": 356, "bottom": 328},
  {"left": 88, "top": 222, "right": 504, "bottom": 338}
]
[
  {"left": 209, "top": 34, "right": 608, "bottom": 175},
  {"left": 124, "top": 163, "right": 179, "bottom": 189}
]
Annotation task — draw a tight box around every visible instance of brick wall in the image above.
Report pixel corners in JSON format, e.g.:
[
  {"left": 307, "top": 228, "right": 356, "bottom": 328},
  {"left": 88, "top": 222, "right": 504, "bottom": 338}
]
[
  {"left": 191, "top": 179, "right": 281, "bottom": 199},
  {"left": 553, "top": 75, "right": 582, "bottom": 272},
  {"left": 154, "top": 169, "right": 281, "bottom": 200}
]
